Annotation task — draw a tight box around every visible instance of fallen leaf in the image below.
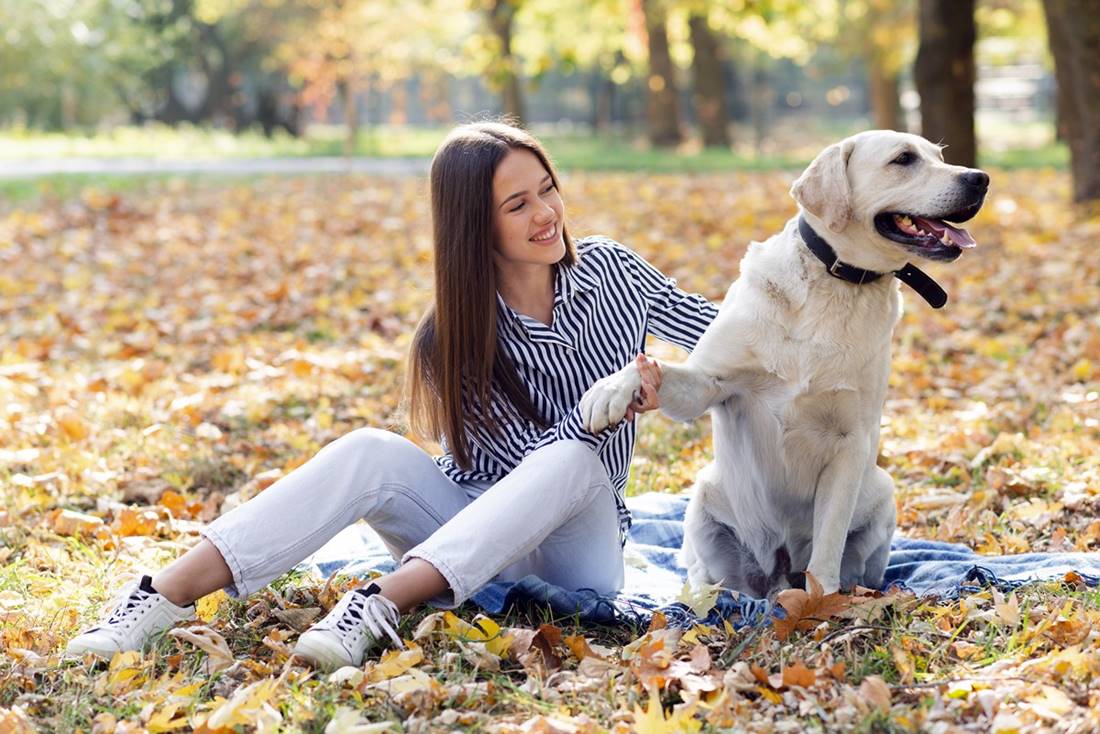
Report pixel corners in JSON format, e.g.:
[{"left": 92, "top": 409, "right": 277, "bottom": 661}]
[
  {"left": 859, "top": 676, "right": 891, "bottom": 713},
  {"left": 780, "top": 661, "right": 816, "bottom": 689},
  {"left": 169, "top": 626, "right": 235, "bottom": 673},
  {"left": 773, "top": 573, "right": 854, "bottom": 640}
]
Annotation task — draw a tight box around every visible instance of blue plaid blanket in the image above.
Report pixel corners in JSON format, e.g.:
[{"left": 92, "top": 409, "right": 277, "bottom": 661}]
[{"left": 299, "top": 492, "right": 1100, "bottom": 629}]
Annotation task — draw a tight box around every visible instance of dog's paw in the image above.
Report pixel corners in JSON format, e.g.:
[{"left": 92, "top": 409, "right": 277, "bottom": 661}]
[{"left": 580, "top": 366, "right": 642, "bottom": 432}]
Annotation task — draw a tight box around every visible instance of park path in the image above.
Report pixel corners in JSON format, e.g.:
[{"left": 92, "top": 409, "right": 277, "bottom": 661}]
[{"left": 0, "top": 156, "right": 430, "bottom": 179}]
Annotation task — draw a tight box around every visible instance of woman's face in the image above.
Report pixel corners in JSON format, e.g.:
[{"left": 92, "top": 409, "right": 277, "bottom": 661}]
[{"left": 491, "top": 148, "right": 566, "bottom": 273}]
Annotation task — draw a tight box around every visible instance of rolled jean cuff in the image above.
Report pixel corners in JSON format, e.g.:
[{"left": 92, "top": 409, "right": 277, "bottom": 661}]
[
  {"left": 200, "top": 524, "right": 249, "bottom": 599},
  {"left": 400, "top": 549, "right": 465, "bottom": 609}
]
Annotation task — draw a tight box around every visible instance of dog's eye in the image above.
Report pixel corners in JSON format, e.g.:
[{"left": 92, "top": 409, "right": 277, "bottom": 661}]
[{"left": 891, "top": 151, "right": 915, "bottom": 166}]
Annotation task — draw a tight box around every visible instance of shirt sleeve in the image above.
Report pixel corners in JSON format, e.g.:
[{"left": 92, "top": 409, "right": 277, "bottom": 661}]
[
  {"left": 520, "top": 404, "right": 620, "bottom": 456},
  {"left": 466, "top": 388, "right": 620, "bottom": 466},
  {"left": 611, "top": 241, "right": 719, "bottom": 351}
]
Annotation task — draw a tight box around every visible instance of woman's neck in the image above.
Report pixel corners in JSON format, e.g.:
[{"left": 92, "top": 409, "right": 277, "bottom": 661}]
[{"left": 497, "top": 263, "right": 555, "bottom": 326}]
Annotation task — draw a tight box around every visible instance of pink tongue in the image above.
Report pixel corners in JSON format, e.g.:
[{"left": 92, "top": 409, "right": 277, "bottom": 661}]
[{"left": 913, "top": 216, "right": 976, "bottom": 248}]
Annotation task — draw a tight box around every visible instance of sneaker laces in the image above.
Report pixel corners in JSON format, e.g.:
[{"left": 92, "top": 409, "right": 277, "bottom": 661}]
[
  {"left": 335, "top": 589, "right": 404, "bottom": 650},
  {"left": 87, "top": 580, "right": 152, "bottom": 633}
]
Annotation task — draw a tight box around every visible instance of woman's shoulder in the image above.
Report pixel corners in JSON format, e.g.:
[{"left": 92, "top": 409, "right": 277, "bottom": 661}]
[{"left": 574, "top": 234, "right": 638, "bottom": 265}]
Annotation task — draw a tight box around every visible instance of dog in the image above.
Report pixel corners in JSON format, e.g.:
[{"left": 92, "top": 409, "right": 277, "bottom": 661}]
[{"left": 581, "top": 130, "right": 988, "bottom": 598}]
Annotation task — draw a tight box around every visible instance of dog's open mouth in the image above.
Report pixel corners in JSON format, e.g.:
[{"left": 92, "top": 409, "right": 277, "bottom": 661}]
[{"left": 874, "top": 200, "right": 982, "bottom": 262}]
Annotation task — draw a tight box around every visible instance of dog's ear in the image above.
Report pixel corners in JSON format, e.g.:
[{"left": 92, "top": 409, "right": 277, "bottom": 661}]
[{"left": 790, "top": 139, "right": 855, "bottom": 234}]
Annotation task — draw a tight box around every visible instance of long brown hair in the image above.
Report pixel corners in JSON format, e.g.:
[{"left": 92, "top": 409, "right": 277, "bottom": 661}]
[{"left": 405, "top": 121, "right": 577, "bottom": 468}]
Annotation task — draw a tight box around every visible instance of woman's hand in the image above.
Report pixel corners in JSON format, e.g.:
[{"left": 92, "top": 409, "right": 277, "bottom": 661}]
[{"left": 624, "top": 353, "right": 662, "bottom": 422}]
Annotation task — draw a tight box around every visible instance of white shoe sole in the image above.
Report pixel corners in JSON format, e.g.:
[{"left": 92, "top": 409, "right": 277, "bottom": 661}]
[
  {"left": 293, "top": 633, "right": 355, "bottom": 671},
  {"left": 65, "top": 639, "right": 125, "bottom": 659}
]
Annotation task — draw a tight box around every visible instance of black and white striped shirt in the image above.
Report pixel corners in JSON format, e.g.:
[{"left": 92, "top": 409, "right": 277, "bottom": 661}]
[{"left": 435, "top": 236, "right": 719, "bottom": 543}]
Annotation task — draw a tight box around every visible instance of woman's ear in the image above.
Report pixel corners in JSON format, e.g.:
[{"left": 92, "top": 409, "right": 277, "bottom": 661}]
[{"left": 789, "top": 139, "right": 855, "bottom": 234}]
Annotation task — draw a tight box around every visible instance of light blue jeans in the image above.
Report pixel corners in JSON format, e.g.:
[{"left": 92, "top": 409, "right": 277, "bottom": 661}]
[{"left": 201, "top": 428, "right": 624, "bottom": 607}]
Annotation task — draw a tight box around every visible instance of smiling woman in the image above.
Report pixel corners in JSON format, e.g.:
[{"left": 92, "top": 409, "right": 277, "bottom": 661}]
[{"left": 64, "top": 119, "right": 720, "bottom": 672}]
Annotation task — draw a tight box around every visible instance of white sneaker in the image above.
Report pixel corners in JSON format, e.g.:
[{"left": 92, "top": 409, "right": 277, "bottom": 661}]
[
  {"left": 66, "top": 575, "right": 196, "bottom": 658},
  {"left": 293, "top": 583, "right": 403, "bottom": 670}
]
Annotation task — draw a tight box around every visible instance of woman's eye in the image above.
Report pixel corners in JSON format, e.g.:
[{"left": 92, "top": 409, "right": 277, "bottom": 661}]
[
  {"left": 510, "top": 201, "right": 525, "bottom": 212},
  {"left": 892, "top": 152, "right": 915, "bottom": 166},
  {"left": 541, "top": 185, "right": 555, "bottom": 195}
]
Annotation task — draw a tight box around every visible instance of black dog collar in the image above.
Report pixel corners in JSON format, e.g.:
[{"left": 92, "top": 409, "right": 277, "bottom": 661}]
[{"left": 798, "top": 216, "right": 948, "bottom": 309}]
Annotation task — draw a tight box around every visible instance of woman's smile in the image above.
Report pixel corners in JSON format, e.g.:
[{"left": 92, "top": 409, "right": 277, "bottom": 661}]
[{"left": 530, "top": 223, "right": 559, "bottom": 243}]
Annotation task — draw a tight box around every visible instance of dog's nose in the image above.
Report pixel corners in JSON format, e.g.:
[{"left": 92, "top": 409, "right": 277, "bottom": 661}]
[{"left": 960, "top": 170, "right": 990, "bottom": 190}]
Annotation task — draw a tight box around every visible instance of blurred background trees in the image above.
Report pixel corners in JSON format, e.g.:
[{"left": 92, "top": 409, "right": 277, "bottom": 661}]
[{"left": 1, "top": 0, "right": 1096, "bottom": 200}]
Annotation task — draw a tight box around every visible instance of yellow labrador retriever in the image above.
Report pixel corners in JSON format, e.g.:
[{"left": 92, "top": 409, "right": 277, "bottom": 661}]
[{"left": 581, "top": 130, "right": 988, "bottom": 598}]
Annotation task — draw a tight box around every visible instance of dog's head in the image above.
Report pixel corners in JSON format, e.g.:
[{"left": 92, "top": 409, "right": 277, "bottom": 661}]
[{"left": 790, "top": 130, "right": 988, "bottom": 272}]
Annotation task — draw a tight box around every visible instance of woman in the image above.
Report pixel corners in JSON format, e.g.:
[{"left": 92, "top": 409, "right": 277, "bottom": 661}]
[{"left": 66, "top": 121, "right": 719, "bottom": 671}]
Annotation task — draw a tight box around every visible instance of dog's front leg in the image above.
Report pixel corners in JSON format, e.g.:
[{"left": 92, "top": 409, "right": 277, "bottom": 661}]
[
  {"left": 657, "top": 363, "right": 734, "bottom": 422},
  {"left": 581, "top": 361, "right": 735, "bottom": 432},
  {"left": 806, "top": 442, "right": 869, "bottom": 594}
]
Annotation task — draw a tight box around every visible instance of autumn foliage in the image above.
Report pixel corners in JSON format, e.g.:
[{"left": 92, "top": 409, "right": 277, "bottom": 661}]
[{"left": 1, "top": 170, "right": 1099, "bottom": 730}]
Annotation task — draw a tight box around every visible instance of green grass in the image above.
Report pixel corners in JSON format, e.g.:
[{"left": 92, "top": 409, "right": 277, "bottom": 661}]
[
  {"left": 0, "top": 119, "right": 1071, "bottom": 205},
  {"left": 0, "top": 120, "right": 1069, "bottom": 168}
]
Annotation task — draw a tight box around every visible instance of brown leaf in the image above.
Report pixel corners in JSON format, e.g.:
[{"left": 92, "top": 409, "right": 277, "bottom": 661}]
[
  {"left": 772, "top": 573, "right": 855, "bottom": 640},
  {"left": 169, "top": 625, "right": 235, "bottom": 673},
  {"left": 564, "top": 634, "right": 603, "bottom": 662},
  {"left": 780, "top": 661, "right": 816, "bottom": 689},
  {"left": 273, "top": 606, "right": 321, "bottom": 631},
  {"left": 859, "top": 676, "right": 891, "bottom": 713}
]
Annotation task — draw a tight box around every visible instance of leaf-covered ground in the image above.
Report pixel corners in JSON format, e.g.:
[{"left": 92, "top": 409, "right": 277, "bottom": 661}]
[{"left": 1, "top": 169, "right": 1099, "bottom": 732}]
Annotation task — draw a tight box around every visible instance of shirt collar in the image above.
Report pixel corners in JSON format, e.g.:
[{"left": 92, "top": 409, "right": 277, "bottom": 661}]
[
  {"left": 556, "top": 252, "right": 600, "bottom": 303},
  {"left": 495, "top": 254, "right": 599, "bottom": 338}
]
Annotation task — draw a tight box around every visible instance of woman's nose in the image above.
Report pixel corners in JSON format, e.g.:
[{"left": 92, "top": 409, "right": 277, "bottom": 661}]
[{"left": 533, "top": 200, "right": 555, "bottom": 221}]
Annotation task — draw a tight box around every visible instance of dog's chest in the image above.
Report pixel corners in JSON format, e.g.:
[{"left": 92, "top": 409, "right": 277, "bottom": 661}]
[{"left": 752, "top": 318, "right": 876, "bottom": 394}]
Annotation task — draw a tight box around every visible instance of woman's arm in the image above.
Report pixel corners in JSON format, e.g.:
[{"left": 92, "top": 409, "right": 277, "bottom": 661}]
[{"left": 613, "top": 243, "right": 720, "bottom": 351}]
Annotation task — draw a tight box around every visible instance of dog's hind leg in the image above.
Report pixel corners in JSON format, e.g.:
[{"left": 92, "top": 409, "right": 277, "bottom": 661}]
[{"left": 683, "top": 493, "right": 771, "bottom": 598}]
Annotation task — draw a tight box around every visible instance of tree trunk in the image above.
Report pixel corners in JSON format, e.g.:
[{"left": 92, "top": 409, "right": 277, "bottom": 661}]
[
  {"left": 641, "top": 0, "right": 683, "bottom": 147},
  {"left": 868, "top": 58, "right": 903, "bottom": 132},
  {"left": 749, "top": 59, "right": 772, "bottom": 154},
  {"left": 689, "top": 13, "right": 730, "bottom": 147},
  {"left": 590, "top": 69, "right": 614, "bottom": 132},
  {"left": 1042, "top": 0, "right": 1100, "bottom": 201},
  {"left": 489, "top": 0, "right": 526, "bottom": 124},
  {"left": 914, "top": 0, "right": 976, "bottom": 166},
  {"left": 340, "top": 74, "right": 361, "bottom": 156}
]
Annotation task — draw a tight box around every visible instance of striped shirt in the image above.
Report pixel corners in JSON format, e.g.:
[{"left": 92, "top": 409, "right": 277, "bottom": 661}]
[{"left": 434, "top": 236, "right": 720, "bottom": 543}]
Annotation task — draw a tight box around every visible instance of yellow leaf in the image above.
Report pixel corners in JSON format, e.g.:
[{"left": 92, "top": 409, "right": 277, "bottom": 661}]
[
  {"left": 205, "top": 678, "right": 281, "bottom": 729},
  {"left": 146, "top": 703, "right": 189, "bottom": 733},
  {"left": 439, "top": 611, "right": 512, "bottom": 657},
  {"left": 1071, "top": 358, "right": 1093, "bottom": 381},
  {"left": 369, "top": 642, "right": 423, "bottom": 680},
  {"left": 106, "top": 650, "right": 146, "bottom": 694},
  {"left": 633, "top": 689, "right": 702, "bottom": 734},
  {"left": 1024, "top": 685, "right": 1074, "bottom": 721},
  {"left": 57, "top": 411, "right": 89, "bottom": 441},
  {"left": 677, "top": 580, "right": 721, "bottom": 617},
  {"left": 195, "top": 590, "right": 228, "bottom": 624}
]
